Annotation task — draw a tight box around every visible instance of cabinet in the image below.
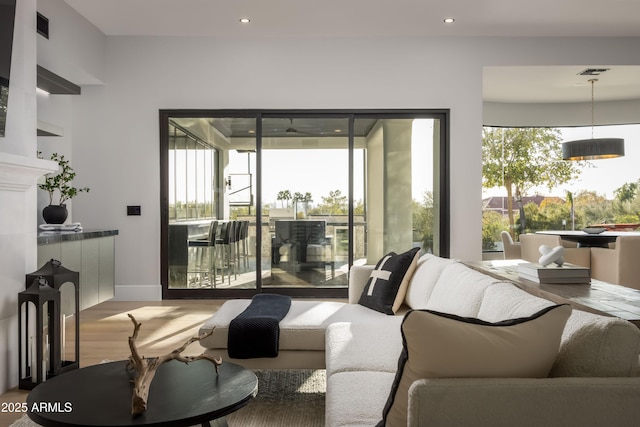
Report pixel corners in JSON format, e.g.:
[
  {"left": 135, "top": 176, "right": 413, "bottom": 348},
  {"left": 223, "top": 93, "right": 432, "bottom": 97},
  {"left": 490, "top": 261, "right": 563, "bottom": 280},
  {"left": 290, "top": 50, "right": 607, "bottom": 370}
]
[{"left": 37, "top": 231, "right": 117, "bottom": 311}]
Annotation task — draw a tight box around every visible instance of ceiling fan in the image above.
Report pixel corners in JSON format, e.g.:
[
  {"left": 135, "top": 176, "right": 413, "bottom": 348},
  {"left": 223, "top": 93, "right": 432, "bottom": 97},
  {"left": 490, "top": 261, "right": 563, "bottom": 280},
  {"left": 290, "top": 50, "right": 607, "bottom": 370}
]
[
  {"left": 285, "top": 119, "right": 301, "bottom": 134},
  {"left": 266, "top": 118, "right": 317, "bottom": 136}
]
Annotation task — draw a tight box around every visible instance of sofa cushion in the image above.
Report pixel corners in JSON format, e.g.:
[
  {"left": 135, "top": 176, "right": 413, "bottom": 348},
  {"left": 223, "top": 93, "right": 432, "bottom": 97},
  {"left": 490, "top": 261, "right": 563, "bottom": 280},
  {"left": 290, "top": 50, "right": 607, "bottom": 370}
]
[
  {"left": 326, "top": 370, "right": 396, "bottom": 427},
  {"left": 425, "top": 262, "right": 497, "bottom": 317},
  {"left": 199, "top": 300, "right": 346, "bottom": 351},
  {"left": 550, "top": 309, "right": 640, "bottom": 377},
  {"left": 325, "top": 321, "right": 404, "bottom": 377},
  {"left": 404, "top": 254, "right": 455, "bottom": 310},
  {"left": 380, "top": 305, "right": 572, "bottom": 427},
  {"left": 477, "top": 281, "right": 555, "bottom": 321},
  {"left": 358, "top": 247, "right": 420, "bottom": 314}
]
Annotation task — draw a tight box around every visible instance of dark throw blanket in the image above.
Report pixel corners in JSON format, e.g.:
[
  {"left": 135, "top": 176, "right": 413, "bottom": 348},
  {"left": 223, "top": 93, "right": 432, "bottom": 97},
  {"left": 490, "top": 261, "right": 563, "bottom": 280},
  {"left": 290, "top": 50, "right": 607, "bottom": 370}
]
[{"left": 228, "top": 293, "right": 292, "bottom": 359}]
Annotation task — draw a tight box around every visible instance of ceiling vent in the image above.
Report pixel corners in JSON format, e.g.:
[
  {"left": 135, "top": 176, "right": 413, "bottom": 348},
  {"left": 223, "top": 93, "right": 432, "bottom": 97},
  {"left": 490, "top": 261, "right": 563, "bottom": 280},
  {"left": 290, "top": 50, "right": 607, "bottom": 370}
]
[
  {"left": 578, "top": 68, "right": 610, "bottom": 76},
  {"left": 36, "top": 12, "right": 49, "bottom": 39}
]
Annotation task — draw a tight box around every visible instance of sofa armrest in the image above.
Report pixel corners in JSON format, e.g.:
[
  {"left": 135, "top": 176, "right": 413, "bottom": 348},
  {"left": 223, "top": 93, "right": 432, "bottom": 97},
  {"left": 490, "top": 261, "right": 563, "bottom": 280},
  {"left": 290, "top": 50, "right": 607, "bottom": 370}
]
[
  {"left": 408, "top": 377, "right": 640, "bottom": 427},
  {"left": 348, "top": 265, "right": 374, "bottom": 303}
]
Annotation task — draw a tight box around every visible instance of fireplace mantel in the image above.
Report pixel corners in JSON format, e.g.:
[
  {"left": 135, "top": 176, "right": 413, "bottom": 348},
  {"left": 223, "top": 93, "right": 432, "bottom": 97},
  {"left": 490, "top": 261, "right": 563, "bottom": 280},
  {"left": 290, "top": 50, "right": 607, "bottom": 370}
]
[{"left": 0, "top": 152, "right": 57, "bottom": 192}]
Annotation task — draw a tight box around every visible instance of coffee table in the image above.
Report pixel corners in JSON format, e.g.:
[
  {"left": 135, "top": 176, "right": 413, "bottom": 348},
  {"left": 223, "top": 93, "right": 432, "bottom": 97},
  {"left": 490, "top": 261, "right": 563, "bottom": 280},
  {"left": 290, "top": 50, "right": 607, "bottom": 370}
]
[{"left": 26, "top": 360, "right": 258, "bottom": 427}]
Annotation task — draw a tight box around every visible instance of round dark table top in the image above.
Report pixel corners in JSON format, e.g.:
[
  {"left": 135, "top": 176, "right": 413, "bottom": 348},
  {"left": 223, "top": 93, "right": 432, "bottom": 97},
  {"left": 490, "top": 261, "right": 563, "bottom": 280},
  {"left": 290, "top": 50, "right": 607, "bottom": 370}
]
[
  {"left": 536, "top": 230, "right": 640, "bottom": 247},
  {"left": 26, "top": 360, "right": 257, "bottom": 427}
]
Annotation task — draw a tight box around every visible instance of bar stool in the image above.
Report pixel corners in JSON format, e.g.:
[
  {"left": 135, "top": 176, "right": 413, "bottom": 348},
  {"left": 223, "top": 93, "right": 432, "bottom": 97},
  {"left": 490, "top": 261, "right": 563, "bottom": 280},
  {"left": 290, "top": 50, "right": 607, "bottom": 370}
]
[
  {"left": 235, "top": 220, "right": 249, "bottom": 271},
  {"left": 242, "top": 220, "right": 249, "bottom": 270},
  {"left": 216, "top": 221, "right": 237, "bottom": 286},
  {"left": 186, "top": 220, "right": 218, "bottom": 287}
]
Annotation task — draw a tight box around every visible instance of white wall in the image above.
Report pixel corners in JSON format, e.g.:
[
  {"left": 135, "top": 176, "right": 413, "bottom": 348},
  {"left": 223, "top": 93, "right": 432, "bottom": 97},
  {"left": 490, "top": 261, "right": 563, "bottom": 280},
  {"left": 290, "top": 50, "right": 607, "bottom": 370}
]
[
  {"left": 64, "top": 35, "right": 640, "bottom": 301},
  {"left": 35, "top": 0, "right": 106, "bottom": 224},
  {"left": 36, "top": 0, "right": 105, "bottom": 86}
]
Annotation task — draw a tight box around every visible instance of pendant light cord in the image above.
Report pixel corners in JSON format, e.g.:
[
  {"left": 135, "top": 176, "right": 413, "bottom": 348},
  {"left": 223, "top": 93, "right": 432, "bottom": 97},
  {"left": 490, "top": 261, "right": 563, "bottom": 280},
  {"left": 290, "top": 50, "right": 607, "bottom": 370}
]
[{"left": 589, "top": 78, "right": 597, "bottom": 139}]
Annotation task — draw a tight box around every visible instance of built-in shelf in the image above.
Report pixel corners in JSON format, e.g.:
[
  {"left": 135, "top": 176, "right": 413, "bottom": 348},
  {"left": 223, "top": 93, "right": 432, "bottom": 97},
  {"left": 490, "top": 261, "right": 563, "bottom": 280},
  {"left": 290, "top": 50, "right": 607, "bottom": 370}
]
[
  {"left": 37, "top": 65, "right": 81, "bottom": 95},
  {"left": 37, "top": 120, "right": 64, "bottom": 137}
]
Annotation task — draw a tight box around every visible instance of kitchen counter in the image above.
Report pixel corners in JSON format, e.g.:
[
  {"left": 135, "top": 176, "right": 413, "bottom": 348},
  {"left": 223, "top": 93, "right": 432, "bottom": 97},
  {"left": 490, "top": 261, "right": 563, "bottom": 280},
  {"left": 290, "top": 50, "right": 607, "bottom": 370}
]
[{"left": 37, "top": 228, "right": 119, "bottom": 245}]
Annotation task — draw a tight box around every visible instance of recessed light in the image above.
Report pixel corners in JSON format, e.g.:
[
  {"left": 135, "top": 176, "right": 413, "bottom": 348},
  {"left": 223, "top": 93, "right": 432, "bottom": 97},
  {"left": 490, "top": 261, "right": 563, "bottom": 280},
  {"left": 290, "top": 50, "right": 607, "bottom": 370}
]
[
  {"left": 443, "top": 18, "right": 455, "bottom": 24},
  {"left": 239, "top": 18, "right": 251, "bottom": 24}
]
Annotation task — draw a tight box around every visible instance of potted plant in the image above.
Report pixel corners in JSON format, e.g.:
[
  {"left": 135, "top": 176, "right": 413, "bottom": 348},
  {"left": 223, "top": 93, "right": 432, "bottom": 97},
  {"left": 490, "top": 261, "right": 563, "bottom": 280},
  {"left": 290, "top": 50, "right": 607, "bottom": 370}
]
[{"left": 38, "top": 152, "right": 90, "bottom": 224}]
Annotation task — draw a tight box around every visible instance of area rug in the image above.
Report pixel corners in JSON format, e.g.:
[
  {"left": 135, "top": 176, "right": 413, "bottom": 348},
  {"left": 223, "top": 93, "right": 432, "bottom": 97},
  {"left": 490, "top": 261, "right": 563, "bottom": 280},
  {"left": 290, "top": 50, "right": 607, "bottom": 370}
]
[
  {"left": 10, "top": 369, "right": 326, "bottom": 427},
  {"left": 228, "top": 369, "right": 326, "bottom": 426}
]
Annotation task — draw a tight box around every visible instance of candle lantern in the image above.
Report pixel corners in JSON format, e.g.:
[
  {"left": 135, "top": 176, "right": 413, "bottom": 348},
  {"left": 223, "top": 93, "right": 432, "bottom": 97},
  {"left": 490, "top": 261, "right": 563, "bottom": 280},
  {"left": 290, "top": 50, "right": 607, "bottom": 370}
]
[
  {"left": 18, "top": 277, "right": 60, "bottom": 389},
  {"left": 19, "top": 259, "right": 80, "bottom": 390}
]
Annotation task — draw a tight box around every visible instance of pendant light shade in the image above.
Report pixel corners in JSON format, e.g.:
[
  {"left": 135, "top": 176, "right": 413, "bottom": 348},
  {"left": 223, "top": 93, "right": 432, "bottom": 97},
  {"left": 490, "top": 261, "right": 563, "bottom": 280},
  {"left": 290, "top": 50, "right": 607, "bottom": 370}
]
[
  {"left": 562, "top": 137, "right": 625, "bottom": 160},
  {"left": 562, "top": 78, "right": 625, "bottom": 161}
]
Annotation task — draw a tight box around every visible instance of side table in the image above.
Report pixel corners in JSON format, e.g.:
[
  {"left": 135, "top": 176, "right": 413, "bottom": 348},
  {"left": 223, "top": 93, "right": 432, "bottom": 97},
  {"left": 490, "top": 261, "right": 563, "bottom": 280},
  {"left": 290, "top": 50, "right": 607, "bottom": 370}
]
[{"left": 26, "top": 360, "right": 257, "bottom": 427}]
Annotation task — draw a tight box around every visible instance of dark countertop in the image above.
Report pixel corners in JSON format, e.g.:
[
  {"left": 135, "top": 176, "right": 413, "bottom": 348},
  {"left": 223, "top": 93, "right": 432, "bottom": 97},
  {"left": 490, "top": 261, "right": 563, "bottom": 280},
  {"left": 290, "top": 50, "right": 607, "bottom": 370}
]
[{"left": 37, "top": 229, "right": 119, "bottom": 245}]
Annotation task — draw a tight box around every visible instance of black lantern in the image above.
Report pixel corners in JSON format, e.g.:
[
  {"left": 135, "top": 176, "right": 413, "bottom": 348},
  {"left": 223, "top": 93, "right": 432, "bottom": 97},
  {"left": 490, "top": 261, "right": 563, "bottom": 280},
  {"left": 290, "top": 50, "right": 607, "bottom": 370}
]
[
  {"left": 19, "top": 260, "right": 80, "bottom": 389},
  {"left": 18, "top": 278, "right": 60, "bottom": 389}
]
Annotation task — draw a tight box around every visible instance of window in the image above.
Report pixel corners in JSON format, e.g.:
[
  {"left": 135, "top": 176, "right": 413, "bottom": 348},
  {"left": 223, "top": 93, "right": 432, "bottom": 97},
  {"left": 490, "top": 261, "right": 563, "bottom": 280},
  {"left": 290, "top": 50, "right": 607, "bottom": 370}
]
[
  {"left": 168, "top": 122, "right": 217, "bottom": 221},
  {"left": 482, "top": 124, "right": 640, "bottom": 256},
  {"left": 160, "top": 110, "right": 449, "bottom": 298}
]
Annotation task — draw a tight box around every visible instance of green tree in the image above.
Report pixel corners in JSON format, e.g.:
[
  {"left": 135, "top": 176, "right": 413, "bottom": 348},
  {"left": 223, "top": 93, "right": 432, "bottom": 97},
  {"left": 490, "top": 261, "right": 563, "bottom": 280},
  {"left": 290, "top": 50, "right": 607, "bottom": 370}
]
[
  {"left": 276, "top": 190, "right": 292, "bottom": 208},
  {"left": 482, "top": 210, "right": 509, "bottom": 250},
  {"left": 353, "top": 199, "right": 365, "bottom": 215},
  {"left": 482, "top": 127, "right": 584, "bottom": 237},
  {"left": 573, "top": 190, "right": 612, "bottom": 226},
  {"left": 413, "top": 191, "right": 434, "bottom": 252},
  {"left": 611, "top": 181, "right": 640, "bottom": 224},
  {"left": 303, "top": 192, "right": 313, "bottom": 212},
  {"left": 517, "top": 200, "right": 571, "bottom": 233},
  {"left": 614, "top": 181, "right": 639, "bottom": 204},
  {"left": 316, "top": 190, "right": 348, "bottom": 215}
]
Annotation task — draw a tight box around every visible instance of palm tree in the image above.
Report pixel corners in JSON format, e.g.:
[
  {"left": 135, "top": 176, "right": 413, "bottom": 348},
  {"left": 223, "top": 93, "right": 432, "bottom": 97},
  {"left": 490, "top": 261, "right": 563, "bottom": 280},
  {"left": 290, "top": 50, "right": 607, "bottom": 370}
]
[{"left": 276, "top": 190, "right": 292, "bottom": 208}]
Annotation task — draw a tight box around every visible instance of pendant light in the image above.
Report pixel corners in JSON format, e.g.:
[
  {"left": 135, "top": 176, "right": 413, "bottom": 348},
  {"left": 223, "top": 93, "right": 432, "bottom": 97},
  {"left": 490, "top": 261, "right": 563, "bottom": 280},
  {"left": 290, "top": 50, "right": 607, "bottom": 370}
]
[{"left": 562, "top": 78, "right": 625, "bottom": 160}]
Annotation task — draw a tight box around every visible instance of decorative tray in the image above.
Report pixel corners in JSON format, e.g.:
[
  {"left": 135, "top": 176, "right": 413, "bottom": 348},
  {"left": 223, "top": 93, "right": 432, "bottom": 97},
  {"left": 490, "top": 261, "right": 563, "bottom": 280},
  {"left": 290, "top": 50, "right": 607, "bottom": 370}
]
[{"left": 582, "top": 227, "right": 607, "bottom": 234}]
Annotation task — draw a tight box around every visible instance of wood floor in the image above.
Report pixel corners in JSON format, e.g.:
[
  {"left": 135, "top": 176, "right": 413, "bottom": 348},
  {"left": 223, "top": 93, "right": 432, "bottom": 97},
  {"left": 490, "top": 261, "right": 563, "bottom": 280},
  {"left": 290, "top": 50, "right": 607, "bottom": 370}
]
[{"left": 0, "top": 299, "right": 225, "bottom": 426}]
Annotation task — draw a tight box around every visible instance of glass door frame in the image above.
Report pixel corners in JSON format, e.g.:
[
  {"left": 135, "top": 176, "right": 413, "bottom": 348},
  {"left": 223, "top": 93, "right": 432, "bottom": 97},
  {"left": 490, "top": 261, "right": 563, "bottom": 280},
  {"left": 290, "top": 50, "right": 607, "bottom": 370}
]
[{"left": 160, "top": 109, "right": 450, "bottom": 299}]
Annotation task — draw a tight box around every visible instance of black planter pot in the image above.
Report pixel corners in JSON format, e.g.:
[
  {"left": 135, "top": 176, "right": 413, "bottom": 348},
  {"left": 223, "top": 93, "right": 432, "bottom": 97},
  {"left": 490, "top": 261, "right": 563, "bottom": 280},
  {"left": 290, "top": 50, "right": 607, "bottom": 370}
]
[{"left": 42, "top": 205, "right": 68, "bottom": 224}]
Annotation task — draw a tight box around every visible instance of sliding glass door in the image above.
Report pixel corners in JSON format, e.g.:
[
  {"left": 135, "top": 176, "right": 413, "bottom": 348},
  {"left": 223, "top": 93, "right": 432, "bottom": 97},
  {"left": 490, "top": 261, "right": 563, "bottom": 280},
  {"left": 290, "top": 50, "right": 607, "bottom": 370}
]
[
  {"left": 262, "top": 116, "right": 350, "bottom": 288},
  {"left": 160, "top": 110, "right": 449, "bottom": 299}
]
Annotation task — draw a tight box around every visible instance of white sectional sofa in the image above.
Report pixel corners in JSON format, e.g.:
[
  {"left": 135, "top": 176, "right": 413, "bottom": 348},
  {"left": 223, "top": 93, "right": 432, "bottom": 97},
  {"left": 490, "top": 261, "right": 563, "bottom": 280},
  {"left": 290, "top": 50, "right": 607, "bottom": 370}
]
[{"left": 200, "top": 254, "right": 640, "bottom": 426}]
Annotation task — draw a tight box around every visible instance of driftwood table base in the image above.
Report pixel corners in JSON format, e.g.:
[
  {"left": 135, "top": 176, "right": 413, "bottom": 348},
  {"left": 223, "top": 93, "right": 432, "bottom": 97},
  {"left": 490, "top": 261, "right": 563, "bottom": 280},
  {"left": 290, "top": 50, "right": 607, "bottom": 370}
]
[{"left": 127, "top": 314, "right": 222, "bottom": 415}]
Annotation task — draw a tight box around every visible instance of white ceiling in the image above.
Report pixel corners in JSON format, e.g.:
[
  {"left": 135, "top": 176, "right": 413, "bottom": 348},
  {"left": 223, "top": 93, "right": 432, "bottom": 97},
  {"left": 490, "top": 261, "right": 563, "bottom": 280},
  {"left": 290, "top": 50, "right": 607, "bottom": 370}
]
[
  {"left": 484, "top": 66, "right": 640, "bottom": 104},
  {"left": 64, "top": 0, "right": 640, "bottom": 38},
  {"left": 63, "top": 0, "right": 640, "bottom": 104}
]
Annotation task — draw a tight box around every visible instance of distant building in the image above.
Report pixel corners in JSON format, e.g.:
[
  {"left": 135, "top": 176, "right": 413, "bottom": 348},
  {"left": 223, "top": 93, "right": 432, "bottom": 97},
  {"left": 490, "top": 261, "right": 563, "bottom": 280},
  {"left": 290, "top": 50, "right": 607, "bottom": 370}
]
[{"left": 482, "top": 195, "right": 565, "bottom": 216}]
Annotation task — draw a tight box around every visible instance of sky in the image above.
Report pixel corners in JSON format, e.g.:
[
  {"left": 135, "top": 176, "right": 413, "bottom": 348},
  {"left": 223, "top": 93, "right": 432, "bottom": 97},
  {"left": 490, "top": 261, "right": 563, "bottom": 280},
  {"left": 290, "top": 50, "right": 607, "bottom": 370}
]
[
  {"left": 227, "top": 122, "right": 639, "bottom": 206},
  {"left": 229, "top": 119, "right": 434, "bottom": 207},
  {"left": 482, "top": 124, "right": 640, "bottom": 200}
]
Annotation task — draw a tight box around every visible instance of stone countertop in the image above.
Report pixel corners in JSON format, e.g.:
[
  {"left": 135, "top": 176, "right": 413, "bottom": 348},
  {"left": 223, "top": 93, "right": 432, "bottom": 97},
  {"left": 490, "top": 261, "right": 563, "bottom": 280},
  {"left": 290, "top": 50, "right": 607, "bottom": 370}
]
[{"left": 37, "top": 229, "right": 119, "bottom": 245}]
